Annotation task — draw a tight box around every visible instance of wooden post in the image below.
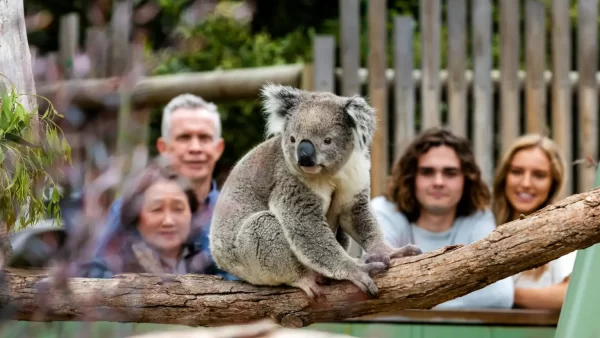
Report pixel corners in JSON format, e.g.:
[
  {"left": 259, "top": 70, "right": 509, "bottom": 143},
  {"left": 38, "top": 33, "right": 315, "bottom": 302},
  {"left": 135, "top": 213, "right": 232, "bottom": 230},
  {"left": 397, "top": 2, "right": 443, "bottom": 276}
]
[
  {"left": 109, "top": 0, "right": 133, "bottom": 77},
  {"left": 301, "top": 64, "right": 315, "bottom": 91},
  {"left": 419, "top": 0, "right": 441, "bottom": 130},
  {"left": 499, "top": 0, "right": 520, "bottom": 158},
  {"left": 58, "top": 13, "right": 80, "bottom": 79},
  {"left": 472, "top": 0, "right": 494, "bottom": 185},
  {"left": 525, "top": 0, "right": 547, "bottom": 134},
  {"left": 551, "top": 0, "right": 573, "bottom": 198},
  {"left": 368, "top": 0, "right": 388, "bottom": 198},
  {"left": 446, "top": 0, "right": 467, "bottom": 138},
  {"left": 339, "top": 0, "right": 361, "bottom": 97},
  {"left": 393, "top": 16, "right": 415, "bottom": 160},
  {"left": 576, "top": 0, "right": 598, "bottom": 193},
  {"left": 85, "top": 27, "right": 109, "bottom": 78},
  {"left": 313, "top": 36, "right": 335, "bottom": 93}
]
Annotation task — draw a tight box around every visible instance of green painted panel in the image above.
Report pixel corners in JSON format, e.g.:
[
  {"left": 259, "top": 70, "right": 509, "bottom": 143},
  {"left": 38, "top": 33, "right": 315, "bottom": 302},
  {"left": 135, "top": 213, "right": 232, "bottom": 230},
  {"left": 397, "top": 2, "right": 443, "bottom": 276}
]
[
  {"left": 553, "top": 163, "right": 600, "bottom": 338},
  {"left": 308, "top": 322, "right": 556, "bottom": 338}
]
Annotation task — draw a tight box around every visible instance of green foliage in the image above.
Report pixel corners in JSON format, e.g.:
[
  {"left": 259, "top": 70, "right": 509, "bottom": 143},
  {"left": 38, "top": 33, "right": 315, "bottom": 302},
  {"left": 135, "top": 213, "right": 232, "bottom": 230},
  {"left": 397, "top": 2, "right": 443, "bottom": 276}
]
[
  {"left": 0, "top": 76, "right": 71, "bottom": 231},
  {"left": 147, "top": 15, "right": 314, "bottom": 181}
]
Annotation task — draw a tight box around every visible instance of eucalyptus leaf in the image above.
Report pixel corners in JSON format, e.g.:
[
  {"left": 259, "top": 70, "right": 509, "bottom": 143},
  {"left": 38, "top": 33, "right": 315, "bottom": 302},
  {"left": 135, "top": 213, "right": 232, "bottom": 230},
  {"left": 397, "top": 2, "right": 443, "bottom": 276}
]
[{"left": 0, "top": 77, "right": 71, "bottom": 232}]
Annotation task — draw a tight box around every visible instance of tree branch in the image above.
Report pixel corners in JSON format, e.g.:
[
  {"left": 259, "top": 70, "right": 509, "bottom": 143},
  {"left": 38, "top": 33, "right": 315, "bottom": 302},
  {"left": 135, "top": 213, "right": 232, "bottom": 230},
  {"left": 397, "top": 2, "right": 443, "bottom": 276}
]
[{"left": 2, "top": 188, "right": 600, "bottom": 328}]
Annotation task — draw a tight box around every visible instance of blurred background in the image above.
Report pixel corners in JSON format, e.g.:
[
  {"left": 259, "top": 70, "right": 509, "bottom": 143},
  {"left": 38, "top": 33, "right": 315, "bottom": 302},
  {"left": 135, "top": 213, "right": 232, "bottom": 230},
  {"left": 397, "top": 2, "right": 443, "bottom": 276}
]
[{"left": 0, "top": 0, "right": 597, "bottom": 337}]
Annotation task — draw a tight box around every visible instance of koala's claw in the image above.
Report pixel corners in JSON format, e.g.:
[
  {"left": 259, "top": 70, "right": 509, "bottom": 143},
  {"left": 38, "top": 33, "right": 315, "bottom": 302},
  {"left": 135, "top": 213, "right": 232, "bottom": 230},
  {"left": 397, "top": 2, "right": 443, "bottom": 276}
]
[
  {"left": 390, "top": 244, "right": 422, "bottom": 258},
  {"left": 347, "top": 261, "right": 387, "bottom": 298},
  {"left": 293, "top": 273, "right": 324, "bottom": 300},
  {"left": 351, "top": 277, "right": 379, "bottom": 298}
]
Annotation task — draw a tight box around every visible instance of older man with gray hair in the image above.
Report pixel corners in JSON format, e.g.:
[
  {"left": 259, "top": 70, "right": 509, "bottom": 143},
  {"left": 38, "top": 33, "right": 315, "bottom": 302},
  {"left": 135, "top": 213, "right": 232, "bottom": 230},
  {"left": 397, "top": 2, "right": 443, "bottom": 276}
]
[{"left": 81, "top": 93, "right": 233, "bottom": 279}]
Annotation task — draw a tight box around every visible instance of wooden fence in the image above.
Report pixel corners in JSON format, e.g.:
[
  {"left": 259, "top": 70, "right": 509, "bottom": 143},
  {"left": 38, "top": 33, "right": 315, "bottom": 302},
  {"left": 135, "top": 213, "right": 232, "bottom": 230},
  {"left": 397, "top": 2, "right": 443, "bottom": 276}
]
[
  {"left": 312, "top": 0, "right": 598, "bottom": 200},
  {"left": 32, "top": 0, "right": 600, "bottom": 201}
]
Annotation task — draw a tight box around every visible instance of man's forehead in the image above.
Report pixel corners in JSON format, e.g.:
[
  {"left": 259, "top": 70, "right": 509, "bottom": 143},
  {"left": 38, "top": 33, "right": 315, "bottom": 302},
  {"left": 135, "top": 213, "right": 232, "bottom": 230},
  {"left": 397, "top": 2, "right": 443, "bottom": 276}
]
[
  {"left": 170, "top": 107, "right": 213, "bottom": 120},
  {"left": 169, "top": 108, "right": 217, "bottom": 134},
  {"left": 418, "top": 146, "right": 461, "bottom": 168}
]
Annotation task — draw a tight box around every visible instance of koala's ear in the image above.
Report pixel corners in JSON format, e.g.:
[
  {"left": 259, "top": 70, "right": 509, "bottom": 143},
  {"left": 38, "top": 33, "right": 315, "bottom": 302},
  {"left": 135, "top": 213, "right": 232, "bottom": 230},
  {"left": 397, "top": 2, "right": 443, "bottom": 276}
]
[
  {"left": 260, "top": 83, "right": 302, "bottom": 137},
  {"left": 343, "top": 96, "right": 377, "bottom": 151}
]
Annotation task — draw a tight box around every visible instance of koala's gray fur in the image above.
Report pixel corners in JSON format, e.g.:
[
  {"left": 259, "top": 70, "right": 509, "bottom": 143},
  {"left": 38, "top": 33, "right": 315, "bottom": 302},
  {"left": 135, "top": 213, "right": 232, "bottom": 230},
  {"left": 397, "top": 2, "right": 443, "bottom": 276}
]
[{"left": 209, "top": 84, "right": 421, "bottom": 299}]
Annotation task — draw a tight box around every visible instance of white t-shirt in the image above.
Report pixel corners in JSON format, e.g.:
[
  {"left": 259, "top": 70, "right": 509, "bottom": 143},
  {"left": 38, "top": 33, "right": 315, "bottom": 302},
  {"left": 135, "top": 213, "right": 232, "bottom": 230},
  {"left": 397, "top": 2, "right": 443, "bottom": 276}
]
[
  {"left": 370, "top": 196, "right": 515, "bottom": 309},
  {"left": 513, "top": 251, "right": 578, "bottom": 288}
]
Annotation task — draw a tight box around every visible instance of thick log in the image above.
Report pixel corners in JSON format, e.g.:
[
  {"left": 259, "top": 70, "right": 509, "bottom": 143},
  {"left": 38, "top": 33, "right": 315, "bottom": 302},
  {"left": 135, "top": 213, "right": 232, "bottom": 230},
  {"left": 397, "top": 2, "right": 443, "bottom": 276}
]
[{"left": 2, "top": 187, "right": 600, "bottom": 328}]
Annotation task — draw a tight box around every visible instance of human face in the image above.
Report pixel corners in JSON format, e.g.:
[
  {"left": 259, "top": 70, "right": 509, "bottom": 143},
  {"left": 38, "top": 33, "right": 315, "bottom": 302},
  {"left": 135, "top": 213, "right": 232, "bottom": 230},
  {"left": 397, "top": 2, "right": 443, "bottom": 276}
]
[
  {"left": 415, "top": 145, "right": 465, "bottom": 215},
  {"left": 504, "top": 146, "right": 552, "bottom": 216},
  {"left": 156, "top": 108, "right": 224, "bottom": 182},
  {"left": 137, "top": 179, "right": 192, "bottom": 258}
]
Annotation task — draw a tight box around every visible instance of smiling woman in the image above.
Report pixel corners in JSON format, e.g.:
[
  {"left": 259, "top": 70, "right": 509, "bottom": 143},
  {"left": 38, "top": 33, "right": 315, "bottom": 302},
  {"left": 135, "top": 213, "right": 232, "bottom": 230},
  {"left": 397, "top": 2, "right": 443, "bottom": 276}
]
[
  {"left": 491, "top": 133, "right": 574, "bottom": 310},
  {"left": 491, "top": 134, "right": 566, "bottom": 226},
  {"left": 82, "top": 157, "right": 204, "bottom": 277}
]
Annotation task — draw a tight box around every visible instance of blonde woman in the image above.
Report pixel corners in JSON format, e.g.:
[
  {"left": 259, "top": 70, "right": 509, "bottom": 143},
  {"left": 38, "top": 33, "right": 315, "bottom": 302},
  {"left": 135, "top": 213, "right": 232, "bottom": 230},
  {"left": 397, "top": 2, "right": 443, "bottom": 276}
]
[{"left": 492, "top": 133, "right": 576, "bottom": 310}]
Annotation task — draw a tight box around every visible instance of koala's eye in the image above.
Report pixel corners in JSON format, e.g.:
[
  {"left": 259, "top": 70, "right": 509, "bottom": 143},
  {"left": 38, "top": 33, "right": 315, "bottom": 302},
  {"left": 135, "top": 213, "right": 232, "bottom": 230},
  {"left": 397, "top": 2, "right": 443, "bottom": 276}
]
[
  {"left": 324, "top": 137, "right": 332, "bottom": 145},
  {"left": 290, "top": 136, "right": 296, "bottom": 143}
]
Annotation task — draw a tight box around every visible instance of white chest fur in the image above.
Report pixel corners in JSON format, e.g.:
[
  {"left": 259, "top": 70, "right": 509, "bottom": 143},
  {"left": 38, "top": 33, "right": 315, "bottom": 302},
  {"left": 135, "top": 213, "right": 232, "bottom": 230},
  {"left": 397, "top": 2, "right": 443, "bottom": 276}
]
[{"left": 302, "top": 151, "right": 371, "bottom": 226}]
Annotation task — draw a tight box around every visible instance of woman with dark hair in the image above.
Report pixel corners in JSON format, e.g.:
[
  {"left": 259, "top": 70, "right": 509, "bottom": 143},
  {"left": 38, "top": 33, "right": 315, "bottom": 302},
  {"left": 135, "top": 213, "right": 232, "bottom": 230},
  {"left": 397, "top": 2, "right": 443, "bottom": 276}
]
[{"left": 83, "top": 157, "right": 205, "bottom": 277}]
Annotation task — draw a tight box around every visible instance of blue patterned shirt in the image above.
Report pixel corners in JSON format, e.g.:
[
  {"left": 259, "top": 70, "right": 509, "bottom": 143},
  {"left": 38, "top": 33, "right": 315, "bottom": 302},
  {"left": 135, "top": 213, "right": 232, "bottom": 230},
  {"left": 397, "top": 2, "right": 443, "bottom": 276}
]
[{"left": 82, "top": 180, "right": 237, "bottom": 280}]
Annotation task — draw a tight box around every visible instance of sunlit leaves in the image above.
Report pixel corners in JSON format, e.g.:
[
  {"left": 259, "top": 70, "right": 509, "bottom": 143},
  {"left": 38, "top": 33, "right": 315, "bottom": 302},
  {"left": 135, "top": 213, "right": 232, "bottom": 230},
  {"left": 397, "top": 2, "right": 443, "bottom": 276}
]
[{"left": 0, "top": 76, "right": 71, "bottom": 232}]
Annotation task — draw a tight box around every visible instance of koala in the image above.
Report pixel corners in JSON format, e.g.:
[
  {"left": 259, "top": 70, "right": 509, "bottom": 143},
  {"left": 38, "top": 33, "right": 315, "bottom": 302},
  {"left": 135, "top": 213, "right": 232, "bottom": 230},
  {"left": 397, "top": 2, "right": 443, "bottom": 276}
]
[{"left": 209, "top": 84, "right": 422, "bottom": 299}]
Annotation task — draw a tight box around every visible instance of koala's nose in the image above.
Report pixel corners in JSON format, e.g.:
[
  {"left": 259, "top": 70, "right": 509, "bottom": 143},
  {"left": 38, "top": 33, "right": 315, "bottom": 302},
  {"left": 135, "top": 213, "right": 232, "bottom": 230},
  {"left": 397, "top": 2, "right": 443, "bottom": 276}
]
[{"left": 297, "top": 140, "right": 316, "bottom": 167}]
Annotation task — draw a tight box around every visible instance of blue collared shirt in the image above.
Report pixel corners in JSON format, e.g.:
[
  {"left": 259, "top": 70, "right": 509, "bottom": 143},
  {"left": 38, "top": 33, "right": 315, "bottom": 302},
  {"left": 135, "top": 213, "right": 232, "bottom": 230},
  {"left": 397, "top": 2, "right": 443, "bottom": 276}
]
[{"left": 83, "top": 180, "right": 237, "bottom": 280}]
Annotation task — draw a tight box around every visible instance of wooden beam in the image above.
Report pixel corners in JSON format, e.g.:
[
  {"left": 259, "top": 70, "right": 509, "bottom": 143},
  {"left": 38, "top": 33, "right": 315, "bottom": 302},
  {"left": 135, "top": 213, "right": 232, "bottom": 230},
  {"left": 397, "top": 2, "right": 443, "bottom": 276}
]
[
  {"left": 36, "top": 64, "right": 305, "bottom": 109},
  {"left": 35, "top": 67, "right": 600, "bottom": 111}
]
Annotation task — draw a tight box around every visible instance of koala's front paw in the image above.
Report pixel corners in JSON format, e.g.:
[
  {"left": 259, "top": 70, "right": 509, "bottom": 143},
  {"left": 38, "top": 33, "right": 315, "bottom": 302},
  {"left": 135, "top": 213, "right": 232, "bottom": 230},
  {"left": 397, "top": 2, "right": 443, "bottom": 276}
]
[
  {"left": 362, "top": 252, "right": 391, "bottom": 268},
  {"left": 347, "top": 261, "right": 387, "bottom": 297},
  {"left": 362, "top": 244, "right": 422, "bottom": 267},
  {"left": 390, "top": 244, "right": 422, "bottom": 258},
  {"left": 292, "top": 274, "right": 323, "bottom": 300}
]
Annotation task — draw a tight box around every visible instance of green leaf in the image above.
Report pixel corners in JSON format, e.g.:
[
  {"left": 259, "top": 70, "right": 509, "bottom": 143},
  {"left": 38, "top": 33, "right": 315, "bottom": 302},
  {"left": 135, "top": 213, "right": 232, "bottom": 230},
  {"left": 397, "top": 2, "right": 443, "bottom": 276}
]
[
  {"left": 0, "top": 94, "right": 13, "bottom": 129},
  {"left": 51, "top": 188, "right": 61, "bottom": 203},
  {"left": 8, "top": 103, "right": 25, "bottom": 130}
]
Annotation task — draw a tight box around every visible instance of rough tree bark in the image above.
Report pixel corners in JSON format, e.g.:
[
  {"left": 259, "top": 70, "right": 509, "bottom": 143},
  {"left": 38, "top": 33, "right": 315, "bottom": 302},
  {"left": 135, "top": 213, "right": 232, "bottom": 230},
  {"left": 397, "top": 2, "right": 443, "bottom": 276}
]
[
  {"left": 1, "top": 187, "right": 600, "bottom": 328},
  {"left": 0, "top": 0, "right": 38, "bottom": 267}
]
